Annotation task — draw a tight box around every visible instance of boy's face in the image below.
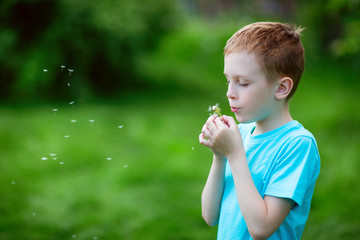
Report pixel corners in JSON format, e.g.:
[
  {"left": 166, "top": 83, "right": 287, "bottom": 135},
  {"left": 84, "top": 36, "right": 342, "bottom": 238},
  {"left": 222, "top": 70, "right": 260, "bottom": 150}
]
[{"left": 224, "top": 51, "right": 278, "bottom": 124}]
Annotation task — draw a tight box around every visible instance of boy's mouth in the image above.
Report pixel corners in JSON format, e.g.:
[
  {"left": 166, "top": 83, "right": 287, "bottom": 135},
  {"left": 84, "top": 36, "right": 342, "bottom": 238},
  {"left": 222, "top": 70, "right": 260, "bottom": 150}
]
[{"left": 231, "top": 107, "right": 240, "bottom": 113}]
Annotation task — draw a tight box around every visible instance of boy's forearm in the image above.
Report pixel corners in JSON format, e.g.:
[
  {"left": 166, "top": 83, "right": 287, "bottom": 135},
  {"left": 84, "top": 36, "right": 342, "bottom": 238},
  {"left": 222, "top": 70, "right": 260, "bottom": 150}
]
[
  {"left": 227, "top": 152, "right": 277, "bottom": 239},
  {"left": 201, "top": 154, "right": 226, "bottom": 226}
]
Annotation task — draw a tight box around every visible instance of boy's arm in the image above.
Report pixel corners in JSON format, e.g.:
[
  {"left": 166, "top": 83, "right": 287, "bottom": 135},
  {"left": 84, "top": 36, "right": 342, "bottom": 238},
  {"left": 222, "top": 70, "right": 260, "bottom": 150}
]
[
  {"left": 200, "top": 153, "right": 226, "bottom": 226},
  {"left": 200, "top": 116, "right": 293, "bottom": 239},
  {"left": 228, "top": 151, "right": 293, "bottom": 239},
  {"left": 200, "top": 115, "right": 226, "bottom": 226}
]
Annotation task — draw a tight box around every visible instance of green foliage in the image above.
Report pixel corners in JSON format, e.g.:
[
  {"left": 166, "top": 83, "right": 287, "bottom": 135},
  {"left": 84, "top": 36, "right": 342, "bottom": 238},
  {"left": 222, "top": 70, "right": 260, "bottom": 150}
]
[
  {"left": 137, "top": 18, "right": 251, "bottom": 94},
  {"left": 1, "top": 56, "right": 360, "bottom": 239},
  {"left": 297, "top": 0, "right": 360, "bottom": 61},
  {"left": 0, "top": 0, "right": 179, "bottom": 99}
]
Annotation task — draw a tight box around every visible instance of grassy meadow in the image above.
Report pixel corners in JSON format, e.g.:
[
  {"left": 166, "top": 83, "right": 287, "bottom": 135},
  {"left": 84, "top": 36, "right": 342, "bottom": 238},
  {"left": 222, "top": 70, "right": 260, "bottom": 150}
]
[{"left": 1, "top": 58, "right": 360, "bottom": 239}]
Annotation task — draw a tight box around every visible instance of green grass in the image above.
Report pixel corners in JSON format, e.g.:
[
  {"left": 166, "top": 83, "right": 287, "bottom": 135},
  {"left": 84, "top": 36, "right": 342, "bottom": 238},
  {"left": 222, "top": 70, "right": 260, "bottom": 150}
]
[{"left": 1, "top": 58, "right": 360, "bottom": 239}]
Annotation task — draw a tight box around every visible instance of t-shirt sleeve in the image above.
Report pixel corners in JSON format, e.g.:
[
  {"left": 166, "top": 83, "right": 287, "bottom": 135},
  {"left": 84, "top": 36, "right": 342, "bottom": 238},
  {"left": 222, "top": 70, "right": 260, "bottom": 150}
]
[{"left": 264, "top": 136, "right": 320, "bottom": 207}]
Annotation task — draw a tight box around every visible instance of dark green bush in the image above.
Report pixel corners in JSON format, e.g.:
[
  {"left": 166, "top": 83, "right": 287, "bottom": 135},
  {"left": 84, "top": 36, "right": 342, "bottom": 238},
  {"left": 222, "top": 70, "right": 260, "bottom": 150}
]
[{"left": 0, "top": 0, "right": 179, "bottom": 99}]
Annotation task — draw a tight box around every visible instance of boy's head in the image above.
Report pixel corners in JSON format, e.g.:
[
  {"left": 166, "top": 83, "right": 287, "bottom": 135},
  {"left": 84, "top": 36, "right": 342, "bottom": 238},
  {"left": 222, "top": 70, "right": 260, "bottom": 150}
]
[{"left": 224, "top": 22, "right": 305, "bottom": 99}]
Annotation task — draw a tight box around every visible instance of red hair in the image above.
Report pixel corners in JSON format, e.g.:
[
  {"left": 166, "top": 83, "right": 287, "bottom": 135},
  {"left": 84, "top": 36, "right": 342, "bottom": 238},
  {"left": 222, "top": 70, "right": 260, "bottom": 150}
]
[{"left": 224, "top": 22, "right": 305, "bottom": 99}]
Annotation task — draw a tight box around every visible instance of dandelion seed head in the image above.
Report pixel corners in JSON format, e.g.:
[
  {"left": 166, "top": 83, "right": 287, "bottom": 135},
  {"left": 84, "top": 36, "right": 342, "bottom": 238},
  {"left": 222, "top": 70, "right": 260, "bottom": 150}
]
[
  {"left": 209, "top": 103, "right": 222, "bottom": 116},
  {"left": 68, "top": 69, "right": 74, "bottom": 72},
  {"left": 61, "top": 65, "right": 65, "bottom": 69},
  {"left": 124, "top": 165, "right": 128, "bottom": 168},
  {"left": 50, "top": 153, "right": 56, "bottom": 157},
  {"left": 11, "top": 181, "right": 16, "bottom": 185},
  {"left": 67, "top": 83, "right": 71, "bottom": 86},
  {"left": 69, "top": 101, "right": 75, "bottom": 105},
  {"left": 71, "top": 120, "right": 77, "bottom": 123},
  {"left": 52, "top": 157, "right": 58, "bottom": 160},
  {"left": 89, "top": 120, "right": 95, "bottom": 123},
  {"left": 192, "top": 147, "right": 195, "bottom": 150},
  {"left": 41, "top": 157, "right": 48, "bottom": 161},
  {"left": 64, "top": 135, "right": 70, "bottom": 138},
  {"left": 72, "top": 235, "right": 77, "bottom": 238},
  {"left": 59, "top": 162, "right": 64, "bottom": 165},
  {"left": 118, "top": 125, "right": 123, "bottom": 128},
  {"left": 43, "top": 69, "right": 48, "bottom": 72},
  {"left": 32, "top": 213, "right": 36, "bottom": 216},
  {"left": 106, "top": 157, "right": 112, "bottom": 161},
  {"left": 52, "top": 109, "right": 58, "bottom": 112}
]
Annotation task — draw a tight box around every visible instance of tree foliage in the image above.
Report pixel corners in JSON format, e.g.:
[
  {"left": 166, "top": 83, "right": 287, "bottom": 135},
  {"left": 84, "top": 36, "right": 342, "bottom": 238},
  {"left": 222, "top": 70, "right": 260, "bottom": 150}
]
[{"left": 0, "top": 0, "right": 179, "bottom": 99}]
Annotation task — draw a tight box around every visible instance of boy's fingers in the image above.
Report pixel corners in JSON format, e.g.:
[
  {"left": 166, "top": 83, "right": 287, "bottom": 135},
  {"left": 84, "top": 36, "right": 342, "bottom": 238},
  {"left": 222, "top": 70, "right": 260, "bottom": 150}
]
[
  {"left": 215, "top": 117, "right": 229, "bottom": 129},
  {"left": 199, "top": 133, "right": 211, "bottom": 147},
  {"left": 221, "top": 115, "right": 237, "bottom": 128}
]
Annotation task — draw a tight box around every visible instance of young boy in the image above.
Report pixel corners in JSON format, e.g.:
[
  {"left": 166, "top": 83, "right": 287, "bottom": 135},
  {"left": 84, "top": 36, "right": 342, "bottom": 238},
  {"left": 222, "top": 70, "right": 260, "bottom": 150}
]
[{"left": 199, "top": 22, "right": 320, "bottom": 240}]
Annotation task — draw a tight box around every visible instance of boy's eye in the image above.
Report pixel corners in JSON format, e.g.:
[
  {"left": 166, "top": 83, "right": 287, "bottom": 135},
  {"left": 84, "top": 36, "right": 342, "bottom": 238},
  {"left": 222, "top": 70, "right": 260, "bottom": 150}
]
[{"left": 239, "top": 83, "right": 249, "bottom": 86}]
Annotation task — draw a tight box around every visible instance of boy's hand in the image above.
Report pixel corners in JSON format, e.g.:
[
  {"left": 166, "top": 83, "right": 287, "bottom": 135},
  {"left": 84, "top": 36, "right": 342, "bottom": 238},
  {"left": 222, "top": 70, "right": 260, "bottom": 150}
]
[{"left": 199, "top": 115, "right": 244, "bottom": 158}]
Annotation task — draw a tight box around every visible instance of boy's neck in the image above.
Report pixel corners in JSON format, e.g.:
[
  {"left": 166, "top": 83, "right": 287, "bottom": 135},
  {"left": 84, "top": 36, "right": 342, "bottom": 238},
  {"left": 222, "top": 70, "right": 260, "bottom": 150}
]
[{"left": 252, "top": 102, "right": 293, "bottom": 136}]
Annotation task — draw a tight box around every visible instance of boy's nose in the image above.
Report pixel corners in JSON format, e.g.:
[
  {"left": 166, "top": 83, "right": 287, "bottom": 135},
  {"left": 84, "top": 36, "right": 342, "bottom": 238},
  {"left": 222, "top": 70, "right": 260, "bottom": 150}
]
[{"left": 226, "top": 85, "right": 238, "bottom": 100}]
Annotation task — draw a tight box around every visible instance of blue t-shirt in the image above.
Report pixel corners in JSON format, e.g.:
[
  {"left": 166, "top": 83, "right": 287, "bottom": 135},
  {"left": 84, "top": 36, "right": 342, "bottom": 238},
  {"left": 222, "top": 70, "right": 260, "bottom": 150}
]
[{"left": 217, "top": 120, "right": 320, "bottom": 240}]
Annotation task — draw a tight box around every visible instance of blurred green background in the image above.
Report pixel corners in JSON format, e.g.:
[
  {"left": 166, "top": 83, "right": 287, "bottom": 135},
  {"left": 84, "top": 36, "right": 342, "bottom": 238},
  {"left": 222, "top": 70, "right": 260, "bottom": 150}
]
[{"left": 1, "top": 0, "right": 359, "bottom": 239}]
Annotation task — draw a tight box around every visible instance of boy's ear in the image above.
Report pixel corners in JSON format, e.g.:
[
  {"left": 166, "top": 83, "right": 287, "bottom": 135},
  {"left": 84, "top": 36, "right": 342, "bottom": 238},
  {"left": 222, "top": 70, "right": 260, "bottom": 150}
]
[{"left": 275, "top": 77, "right": 293, "bottom": 100}]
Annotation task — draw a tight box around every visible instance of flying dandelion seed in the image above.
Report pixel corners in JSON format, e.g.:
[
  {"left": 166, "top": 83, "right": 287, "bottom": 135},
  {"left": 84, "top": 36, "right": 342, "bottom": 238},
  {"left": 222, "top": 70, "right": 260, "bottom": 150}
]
[
  {"left": 124, "top": 165, "right": 128, "bottom": 168},
  {"left": 67, "top": 82, "right": 71, "bottom": 87},
  {"left": 69, "top": 101, "right": 74, "bottom": 105},
  {"left": 72, "top": 235, "right": 77, "bottom": 238},
  {"left": 118, "top": 125, "right": 123, "bottom": 128},
  {"left": 64, "top": 135, "right": 70, "bottom": 139},
  {"left": 59, "top": 162, "right": 64, "bottom": 165},
  {"left": 50, "top": 153, "right": 56, "bottom": 157},
  {"left": 41, "top": 157, "right": 48, "bottom": 161},
  {"left": 43, "top": 69, "right": 48, "bottom": 72},
  {"left": 32, "top": 213, "right": 36, "bottom": 216},
  {"left": 89, "top": 120, "right": 95, "bottom": 123},
  {"left": 68, "top": 69, "right": 74, "bottom": 76},
  {"left": 71, "top": 120, "right": 77, "bottom": 123},
  {"left": 192, "top": 147, "right": 195, "bottom": 150},
  {"left": 106, "top": 157, "right": 112, "bottom": 161},
  {"left": 11, "top": 181, "right": 16, "bottom": 185},
  {"left": 93, "top": 237, "right": 98, "bottom": 240},
  {"left": 52, "top": 157, "right": 58, "bottom": 160},
  {"left": 52, "top": 108, "right": 58, "bottom": 112},
  {"left": 61, "top": 65, "right": 66, "bottom": 71}
]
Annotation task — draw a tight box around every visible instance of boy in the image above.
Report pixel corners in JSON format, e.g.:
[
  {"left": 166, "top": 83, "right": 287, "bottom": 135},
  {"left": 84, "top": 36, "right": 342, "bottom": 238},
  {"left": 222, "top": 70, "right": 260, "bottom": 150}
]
[{"left": 199, "top": 22, "right": 320, "bottom": 240}]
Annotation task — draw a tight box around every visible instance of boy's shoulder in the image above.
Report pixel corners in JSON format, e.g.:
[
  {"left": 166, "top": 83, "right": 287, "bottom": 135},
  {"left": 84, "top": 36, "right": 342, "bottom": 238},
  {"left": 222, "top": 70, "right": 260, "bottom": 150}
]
[{"left": 238, "top": 120, "right": 317, "bottom": 144}]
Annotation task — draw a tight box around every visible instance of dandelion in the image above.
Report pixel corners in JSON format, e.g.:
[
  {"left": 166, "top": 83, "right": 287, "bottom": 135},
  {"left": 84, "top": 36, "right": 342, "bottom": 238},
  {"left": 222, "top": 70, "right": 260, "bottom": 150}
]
[
  {"left": 41, "top": 157, "right": 48, "bottom": 161},
  {"left": 208, "top": 103, "right": 222, "bottom": 117},
  {"left": 11, "top": 181, "right": 16, "bottom": 185},
  {"left": 106, "top": 157, "right": 112, "bottom": 161},
  {"left": 52, "top": 108, "right": 58, "bottom": 112},
  {"left": 68, "top": 69, "right": 74, "bottom": 76},
  {"left": 72, "top": 235, "right": 77, "bottom": 238},
  {"left": 89, "top": 120, "right": 95, "bottom": 123},
  {"left": 118, "top": 125, "right": 123, "bottom": 128},
  {"left": 61, "top": 65, "right": 66, "bottom": 71},
  {"left": 43, "top": 69, "right": 48, "bottom": 72},
  {"left": 52, "top": 157, "right": 58, "bottom": 160},
  {"left": 59, "top": 162, "right": 64, "bottom": 165},
  {"left": 64, "top": 135, "right": 70, "bottom": 139},
  {"left": 93, "top": 237, "right": 98, "bottom": 240},
  {"left": 50, "top": 153, "right": 56, "bottom": 157},
  {"left": 32, "top": 213, "right": 36, "bottom": 216},
  {"left": 71, "top": 120, "right": 77, "bottom": 123},
  {"left": 192, "top": 147, "right": 195, "bottom": 150},
  {"left": 69, "top": 101, "right": 75, "bottom": 105},
  {"left": 124, "top": 165, "right": 128, "bottom": 168},
  {"left": 67, "top": 82, "right": 71, "bottom": 87}
]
